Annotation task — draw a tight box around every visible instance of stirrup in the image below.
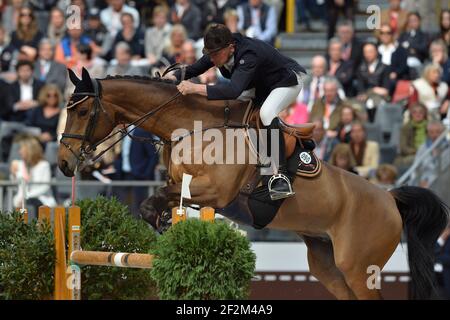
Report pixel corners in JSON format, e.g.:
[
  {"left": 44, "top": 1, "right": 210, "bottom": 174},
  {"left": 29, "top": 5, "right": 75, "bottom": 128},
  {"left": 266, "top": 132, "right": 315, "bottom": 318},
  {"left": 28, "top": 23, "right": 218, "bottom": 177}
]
[{"left": 268, "top": 173, "right": 296, "bottom": 201}]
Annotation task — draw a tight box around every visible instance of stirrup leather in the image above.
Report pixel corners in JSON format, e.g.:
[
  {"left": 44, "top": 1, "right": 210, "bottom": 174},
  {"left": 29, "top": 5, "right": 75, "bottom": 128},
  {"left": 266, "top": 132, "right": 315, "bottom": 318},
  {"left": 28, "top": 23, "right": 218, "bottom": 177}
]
[{"left": 268, "top": 173, "right": 296, "bottom": 200}]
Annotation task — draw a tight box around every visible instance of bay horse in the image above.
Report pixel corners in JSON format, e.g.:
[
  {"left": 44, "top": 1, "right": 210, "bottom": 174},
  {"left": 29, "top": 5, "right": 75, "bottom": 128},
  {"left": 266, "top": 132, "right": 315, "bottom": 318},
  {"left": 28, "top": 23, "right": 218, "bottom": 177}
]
[{"left": 58, "top": 68, "right": 448, "bottom": 300}]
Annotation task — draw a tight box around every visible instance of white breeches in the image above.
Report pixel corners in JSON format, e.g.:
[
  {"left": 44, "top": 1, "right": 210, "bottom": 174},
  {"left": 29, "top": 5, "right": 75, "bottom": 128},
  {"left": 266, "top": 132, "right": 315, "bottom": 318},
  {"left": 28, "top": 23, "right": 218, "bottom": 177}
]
[{"left": 259, "top": 71, "right": 303, "bottom": 126}]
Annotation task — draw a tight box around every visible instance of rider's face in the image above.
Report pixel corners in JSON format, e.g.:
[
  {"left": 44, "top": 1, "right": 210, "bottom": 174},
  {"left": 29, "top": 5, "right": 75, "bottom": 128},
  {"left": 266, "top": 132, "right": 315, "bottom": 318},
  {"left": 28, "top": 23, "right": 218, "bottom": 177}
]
[{"left": 208, "top": 45, "right": 234, "bottom": 68}]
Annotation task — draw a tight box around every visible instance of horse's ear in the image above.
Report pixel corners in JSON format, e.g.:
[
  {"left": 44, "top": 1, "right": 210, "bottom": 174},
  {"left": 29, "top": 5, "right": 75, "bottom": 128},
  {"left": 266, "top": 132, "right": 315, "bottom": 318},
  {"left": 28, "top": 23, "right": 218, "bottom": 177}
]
[
  {"left": 81, "top": 67, "right": 91, "bottom": 83},
  {"left": 68, "top": 69, "right": 80, "bottom": 85}
]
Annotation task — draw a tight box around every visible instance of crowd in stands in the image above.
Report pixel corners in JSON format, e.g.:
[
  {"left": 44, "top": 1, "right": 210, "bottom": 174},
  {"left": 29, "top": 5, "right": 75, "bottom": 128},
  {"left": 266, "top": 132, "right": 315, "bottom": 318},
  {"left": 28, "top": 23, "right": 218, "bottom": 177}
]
[{"left": 0, "top": 0, "right": 448, "bottom": 214}]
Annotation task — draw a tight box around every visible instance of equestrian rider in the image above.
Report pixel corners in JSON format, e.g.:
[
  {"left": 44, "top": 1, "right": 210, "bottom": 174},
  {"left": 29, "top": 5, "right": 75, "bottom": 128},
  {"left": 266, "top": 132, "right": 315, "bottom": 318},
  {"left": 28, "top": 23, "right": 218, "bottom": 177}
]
[{"left": 174, "top": 24, "right": 306, "bottom": 200}]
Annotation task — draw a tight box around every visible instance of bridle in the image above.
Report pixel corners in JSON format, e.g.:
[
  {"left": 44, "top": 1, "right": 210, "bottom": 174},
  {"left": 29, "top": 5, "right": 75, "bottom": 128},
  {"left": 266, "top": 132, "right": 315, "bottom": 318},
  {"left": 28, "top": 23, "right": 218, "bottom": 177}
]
[{"left": 60, "top": 76, "right": 181, "bottom": 169}]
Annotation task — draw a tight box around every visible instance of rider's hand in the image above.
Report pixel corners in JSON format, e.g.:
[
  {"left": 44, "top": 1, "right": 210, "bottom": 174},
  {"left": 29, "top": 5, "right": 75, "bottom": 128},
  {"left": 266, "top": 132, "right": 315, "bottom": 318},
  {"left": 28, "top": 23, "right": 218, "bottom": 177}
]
[{"left": 177, "top": 80, "right": 196, "bottom": 95}]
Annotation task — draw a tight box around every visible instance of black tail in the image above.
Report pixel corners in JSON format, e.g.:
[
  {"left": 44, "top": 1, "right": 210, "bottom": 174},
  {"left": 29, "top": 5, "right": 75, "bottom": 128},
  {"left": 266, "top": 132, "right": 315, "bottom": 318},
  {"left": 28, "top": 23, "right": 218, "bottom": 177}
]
[{"left": 391, "top": 186, "right": 449, "bottom": 300}]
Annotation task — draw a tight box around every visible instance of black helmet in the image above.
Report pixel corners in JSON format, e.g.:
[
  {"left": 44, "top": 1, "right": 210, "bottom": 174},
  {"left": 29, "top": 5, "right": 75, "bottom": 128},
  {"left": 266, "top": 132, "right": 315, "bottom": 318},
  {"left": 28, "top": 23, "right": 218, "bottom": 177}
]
[{"left": 202, "top": 24, "right": 234, "bottom": 55}]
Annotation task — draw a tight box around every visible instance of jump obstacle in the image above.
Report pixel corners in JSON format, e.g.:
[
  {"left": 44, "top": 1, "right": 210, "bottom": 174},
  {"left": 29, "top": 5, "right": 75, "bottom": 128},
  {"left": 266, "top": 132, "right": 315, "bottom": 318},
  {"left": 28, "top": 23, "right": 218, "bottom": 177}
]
[{"left": 28, "top": 205, "right": 215, "bottom": 300}]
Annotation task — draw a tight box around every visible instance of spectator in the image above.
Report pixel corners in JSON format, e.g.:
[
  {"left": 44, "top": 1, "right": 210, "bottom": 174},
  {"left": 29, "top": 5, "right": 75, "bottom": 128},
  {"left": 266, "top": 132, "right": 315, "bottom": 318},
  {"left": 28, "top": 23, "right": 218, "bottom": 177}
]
[
  {"left": 379, "top": 0, "right": 408, "bottom": 39},
  {"left": 373, "top": 164, "right": 398, "bottom": 189},
  {"left": 334, "top": 105, "right": 358, "bottom": 143},
  {"left": 10, "top": 134, "right": 56, "bottom": 219},
  {"left": 211, "top": 0, "right": 240, "bottom": 25},
  {"left": 179, "top": 40, "right": 197, "bottom": 65},
  {"left": 326, "top": 37, "right": 354, "bottom": 97},
  {"left": 2, "top": 0, "right": 24, "bottom": 36},
  {"left": 100, "top": 0, "right": 140, "bottom": 38},
  {"left": 337, "top": 20, "right": 362, "bottom": 70},
  {"left": 25, "top": 84, "right": 62, "bottom": 145},
  {"left": 349, "top": 121, "right": 380, "bottom": 178},
  {"left": 398, "top": 12, "right": 430, "bottom": 77},
  {"left": 428, "top": 39, "right": 450, "bottom": 86},
  {"left": 433, "top": 9, "right": 450, "bottom": 45},
  {"left": 312, "top": 118, "right": 338, "bottom": 161},
  {"left": 377, "top": 23, "right": 409, "bottom": 95},
  {"left": 237, "top": 0, "right": 277, "bottom": 44},
  {"left": 107, "top": 12, "right": 145, "bottom": 61},
  {"left": 298, "top": 55, "right": 327, "bottom": 111},
  {"left": 329, "top": 143, "right": 358, "bottom": 174},
  {"left": 10, "top": 60, "right": 44, "bottom": 122},
  {"left": 85, "top": 8, "right": 108, "bottom": 47},
  {"left": 34, "top": 39, "right": 67, "bottom": 92},
  {"left": 46, "top": 7, "right": 66, "bottom": 46},
  {"left": 395, "top": 102, "right": 428, "bottom": 168},
  {"left": 54, "top": 25, "right": 99, "bottom": 69},
  {"left": 160, "top": 24, "right": 188, "bottom": 66},
  {"left": 144, "top": 5, "right": 172, "bottom": 66},
  {"left": 0, "top": 78, "right": 13, "bottom": 120},
  {"left": 28, "top": 0, "right": 59, "bottom": 34},
  {"left": 223, "top": 8, "right": 240, "bottom": 33},
  {"left": 113, "top": 127, "right": 159, "bottom": 218},
  {"left": 326, "top": 0, "right": 355, "bottom": 40},
  {"left": 106, "top": 42, "right": 144, "bottom": 76},
  {"left": 356, "top": 42, "right": 390, "bottom": 121},
  {"left": 410, "top": 63, "right": 448, "bottom": 120},
  {"left": 412, "top": 120, "right": 448, "bottom": 188},
  {"left": 435, "top": 225, "right": 450, "bottom": 300},
  {"left": 9, "top": 6, "right": 44, "bottom": 53},
  {"left": 309, "top": 77, "right": 351, "bottom": 130},
  {"left": 170, "top": 0, "right": 202, "bottom": 41}
]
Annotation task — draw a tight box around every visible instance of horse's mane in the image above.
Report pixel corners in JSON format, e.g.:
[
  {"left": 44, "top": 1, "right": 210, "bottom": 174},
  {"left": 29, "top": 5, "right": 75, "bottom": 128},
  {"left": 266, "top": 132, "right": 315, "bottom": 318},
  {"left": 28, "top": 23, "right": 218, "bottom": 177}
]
[{"left": 102, "top": 75, "right": 178, "bottom": 85}]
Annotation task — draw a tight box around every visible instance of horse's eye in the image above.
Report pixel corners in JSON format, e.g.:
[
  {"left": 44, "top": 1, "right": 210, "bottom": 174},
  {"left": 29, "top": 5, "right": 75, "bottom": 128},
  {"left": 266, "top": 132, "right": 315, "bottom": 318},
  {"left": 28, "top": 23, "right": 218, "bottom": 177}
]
[{"left": 78, "top": 109, "right": 88, "bottom": 117}]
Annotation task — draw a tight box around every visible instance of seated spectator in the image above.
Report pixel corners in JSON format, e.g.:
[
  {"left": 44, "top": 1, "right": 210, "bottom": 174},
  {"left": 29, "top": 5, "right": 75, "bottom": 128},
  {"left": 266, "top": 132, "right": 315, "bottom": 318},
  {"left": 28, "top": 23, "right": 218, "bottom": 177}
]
[
  {"left": 179, "top": 40, "right": 197, "bottom": 66},
  {"left": 428, "top": 39, "right": 450, "bottom": 86},
  {"left": 2, "top": 0, "right": 24, "bottom": 36},
  {"left": 326, "top": 37, "right": 354, "bottom": 97},
  {"left": 10, "top": 60, "right": 44, "bottom": 122},
  {"left": 224, "top": 8, "right": 240, "bottom": 33},
  {"left": 237, "top": 0, "right": 277, "bottom": 44},
  {"left": 170, "top": 0, "right": 202, "bottom": 41},
  {"left": 349, "top": 121, "right": 380, "bottom": 178},
  {"left": 298, "top": 55, "right": 327, "bottom": 111},
  {"left": 337, "top": 20, "right": 362, "bottom": 70},
  {"left": 100, "top": 0, "right": 140, "bottom": 38},
  {"left": 377, "top": 23, "right": 410, "bottom": 94},
  {"left": 25, "top": 84, "right": 61, "bottom": 145},
  {"left": 312, "top": 117, "right": 338, "bottom": 162},
  {"left": 0, "top": 26, "right": 15, "bottom": 73},
  {"left": 47, "top": 7, "right": 66, "bottom": 46},
  {"left": 398, "top": 12, "right": 430, "bottom": 77},
  {"left": 329, "top": 143, "right": 358, "bottom": 175},
  {"left": 213, "top": 1, "right": 240, "bottom": 25},
  {"left": 395, "top": 103, "right": 428, "bottom": 168},
  {"left": 432, "top": 9, "right": 450, "bottom": 46},
  {"left": 160, "top": 24, "right": 188, "bottom": 66},
  {"left": 145, "top": 5, "right": 172, "bottom": 66},
  {"left": 10, "top": 134, "right": 56, "bottom": 219},
  {"left": 412, "top": 120, "right": 448, "bottom": 188},
  {"left": 410, "top": 63, "right": 448, "bottom": 120},
  {"left": 106, "top": 42, "right": 144, "bottom": 76},
  {"left": 106, "top": 12, "right": 145, "bottom": 62},
  {"left": 34, "top": 39, "right": 67, "bottom": 93},
  {"left": 356, "top": 42, "right": 390, "bottom": 121},
  {"left": 372, "top": 164, "right": 398, "bottom": 190},
  {"left": 283, "top": 102, "right": 309, "bottom": 125},
  {"left": 379, "top": 0, "right": 408, "bottom": 39},
  {"left": 84, "top": 8, "right": 108, "bottom": 48},
  {"left": 54, "top": 25, "right": 100, "bottom": 69},
  {"left": 309, "top": 77, "right": 351, "bottom": 130},
  {"left": 9, "top": 6, "right": 43, "bottom": 55},
  {"left": 334, "top": 105, "right": 358, "bottom": 143}
]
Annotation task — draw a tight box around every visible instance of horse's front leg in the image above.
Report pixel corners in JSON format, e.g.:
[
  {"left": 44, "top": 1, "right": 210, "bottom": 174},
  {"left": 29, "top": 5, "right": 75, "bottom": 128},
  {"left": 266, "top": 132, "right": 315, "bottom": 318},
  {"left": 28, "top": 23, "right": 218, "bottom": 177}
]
[
  {"left": 166, "top": 175, "right": 220, "bottom": 208},
  {"left": 139, "top": 186, "right": 171, "bottom": 233}
]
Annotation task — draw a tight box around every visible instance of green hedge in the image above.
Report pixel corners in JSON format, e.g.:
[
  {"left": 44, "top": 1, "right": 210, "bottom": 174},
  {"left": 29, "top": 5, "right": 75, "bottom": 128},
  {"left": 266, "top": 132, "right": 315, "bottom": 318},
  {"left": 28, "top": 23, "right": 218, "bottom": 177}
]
[{"left": 151, "top": 219, "right": 256, "bottom": 300}]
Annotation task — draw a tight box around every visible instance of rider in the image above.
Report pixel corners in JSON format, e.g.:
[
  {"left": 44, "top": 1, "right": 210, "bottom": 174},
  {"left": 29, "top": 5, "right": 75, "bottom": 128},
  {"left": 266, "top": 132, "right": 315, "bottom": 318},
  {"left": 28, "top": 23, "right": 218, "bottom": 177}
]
[{"left": 174, "top": 24, "right": 306, "bottom": 200}]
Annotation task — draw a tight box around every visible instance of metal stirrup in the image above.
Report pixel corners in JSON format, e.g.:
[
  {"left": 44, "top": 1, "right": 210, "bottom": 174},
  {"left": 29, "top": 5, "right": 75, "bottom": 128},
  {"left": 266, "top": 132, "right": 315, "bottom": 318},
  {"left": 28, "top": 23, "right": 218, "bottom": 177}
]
[{"left": 268, "top": 174, "right": 295, "bottom": 201}]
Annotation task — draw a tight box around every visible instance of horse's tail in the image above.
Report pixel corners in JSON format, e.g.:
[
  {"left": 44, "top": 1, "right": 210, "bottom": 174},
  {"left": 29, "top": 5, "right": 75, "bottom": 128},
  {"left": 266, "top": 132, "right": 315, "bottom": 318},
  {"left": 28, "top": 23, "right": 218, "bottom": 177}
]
[{"left": 390, "top": 186, "right": 449, "bottom": 299}]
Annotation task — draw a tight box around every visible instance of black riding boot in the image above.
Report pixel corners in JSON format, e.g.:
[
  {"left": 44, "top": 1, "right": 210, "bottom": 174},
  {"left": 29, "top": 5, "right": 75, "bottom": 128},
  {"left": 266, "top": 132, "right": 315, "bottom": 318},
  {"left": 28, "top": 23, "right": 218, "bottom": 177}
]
[{"left": 265, "top": 118, "right": 295, "bottom": 200}]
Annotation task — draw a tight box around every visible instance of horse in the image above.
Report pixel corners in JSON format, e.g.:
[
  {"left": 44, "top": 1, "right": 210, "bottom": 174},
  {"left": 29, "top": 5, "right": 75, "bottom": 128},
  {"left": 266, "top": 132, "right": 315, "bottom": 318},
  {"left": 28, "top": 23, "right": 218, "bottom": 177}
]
[{"left": 58, "top": 68, "right": 448, "bottom": 300}]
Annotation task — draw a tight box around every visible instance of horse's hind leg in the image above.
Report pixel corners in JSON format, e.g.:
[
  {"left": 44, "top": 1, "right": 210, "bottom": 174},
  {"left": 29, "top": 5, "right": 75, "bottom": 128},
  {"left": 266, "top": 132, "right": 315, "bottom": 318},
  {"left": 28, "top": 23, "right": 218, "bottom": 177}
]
[{"left": 302, "top": 235, "right": 356, "bottom": 300}]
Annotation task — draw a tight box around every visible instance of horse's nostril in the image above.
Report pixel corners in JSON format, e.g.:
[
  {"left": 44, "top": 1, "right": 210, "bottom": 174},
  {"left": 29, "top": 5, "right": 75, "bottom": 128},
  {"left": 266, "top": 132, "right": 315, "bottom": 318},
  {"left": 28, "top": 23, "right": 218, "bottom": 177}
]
[{"left": 62, "top": 160, "right": 68, "bottom": 168}]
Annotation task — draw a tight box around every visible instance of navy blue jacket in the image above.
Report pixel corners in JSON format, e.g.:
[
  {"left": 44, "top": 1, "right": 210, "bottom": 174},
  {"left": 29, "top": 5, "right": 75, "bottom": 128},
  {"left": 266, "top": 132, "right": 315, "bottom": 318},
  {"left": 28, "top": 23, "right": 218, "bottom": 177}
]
[
  {"left": 177, "top": 33, "right": 306, "bottom": 105},
  {"left": 436, "top": 238, "right": 450, "bottom": 299}
]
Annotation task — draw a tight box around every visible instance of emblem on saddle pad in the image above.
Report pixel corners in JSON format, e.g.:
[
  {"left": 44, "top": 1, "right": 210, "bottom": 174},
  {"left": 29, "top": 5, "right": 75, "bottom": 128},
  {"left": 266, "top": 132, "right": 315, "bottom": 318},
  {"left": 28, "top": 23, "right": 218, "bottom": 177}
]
[{"left": 299, "top": 152, "right": 312, "bottom": 164}]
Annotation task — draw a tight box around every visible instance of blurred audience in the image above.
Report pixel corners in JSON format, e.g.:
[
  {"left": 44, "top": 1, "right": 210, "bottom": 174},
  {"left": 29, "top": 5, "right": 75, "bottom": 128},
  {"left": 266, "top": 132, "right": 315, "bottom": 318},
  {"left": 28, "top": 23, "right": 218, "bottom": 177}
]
[
  {"left": 329, "top": 143, "right": 358, "bottom": 174},
  {"left": 237, "top": 0, "right": 277, "bottom": 44},
  {"left": 379, "top": 0, "right": 408, "bottom": 39},
  {"left": 349, "top": 121, "right": 380, "bottom": 178}
]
